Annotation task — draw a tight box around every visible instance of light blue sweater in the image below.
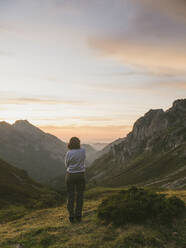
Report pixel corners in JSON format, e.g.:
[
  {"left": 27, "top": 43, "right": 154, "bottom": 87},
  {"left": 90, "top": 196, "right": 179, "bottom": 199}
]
[{"left": 65, "top": 148, "right": 86, "bottom": 173}]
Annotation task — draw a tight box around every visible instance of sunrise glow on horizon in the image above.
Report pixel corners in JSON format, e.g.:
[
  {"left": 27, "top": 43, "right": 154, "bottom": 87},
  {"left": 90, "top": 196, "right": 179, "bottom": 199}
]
[{"left": 1, "top": 0, "right": 186, "bottom": 143}]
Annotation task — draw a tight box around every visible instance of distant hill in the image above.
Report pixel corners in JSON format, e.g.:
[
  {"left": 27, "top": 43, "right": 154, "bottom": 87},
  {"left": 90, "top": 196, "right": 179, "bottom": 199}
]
[
  {"left": 0, "top": 120, "right": 67, "bottom": 183},
  {"left": 90, "top": 143, "right": 109, "bottom": 151},
  {"left": 93, "top": 137, "right": 126, "bottom": 160},
  {"left": 0, "top": 157, "right": 61, "bottom": 208},
  {"left": 87, "top": 99, "right": 186, "bottom": 189},
  {"left": 82, "top": 144, "right": 97, "bottom": 167}
]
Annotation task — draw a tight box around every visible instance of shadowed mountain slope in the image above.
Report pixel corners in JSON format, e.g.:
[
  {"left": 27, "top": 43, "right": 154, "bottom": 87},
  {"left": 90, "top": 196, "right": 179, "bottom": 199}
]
[
  {"left": 0, "top": 120, "right": 67, "bottom": 183},
  {"left": 0, "top": 157, "right": 61, "bottom": 208}
]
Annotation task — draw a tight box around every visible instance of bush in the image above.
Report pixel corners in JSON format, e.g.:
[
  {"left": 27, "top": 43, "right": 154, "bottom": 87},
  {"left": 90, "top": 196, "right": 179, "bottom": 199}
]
[
  {"left": 114, "top": 231, "right": 164, "bottom": 248},
  {"left": 97, "top": 187, "right": 185, "bottom": 226}
]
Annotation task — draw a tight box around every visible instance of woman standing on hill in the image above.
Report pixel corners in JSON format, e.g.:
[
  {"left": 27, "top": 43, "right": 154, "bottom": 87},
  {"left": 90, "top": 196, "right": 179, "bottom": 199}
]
[{"left": 65, "top": 137, "right": 86, "bottom": 223}]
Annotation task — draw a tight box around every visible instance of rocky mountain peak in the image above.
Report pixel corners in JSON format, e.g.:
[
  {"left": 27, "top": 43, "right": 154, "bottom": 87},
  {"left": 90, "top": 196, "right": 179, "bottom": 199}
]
[
  {"left": 13, "top": 120, "right": 44, "bottom": 136},
  {"left": 144, "top": 108, "right": 164, "bottom": 118},
  {"left": 132, "top": 108, "right": 166, "bottom": 141},
  {"left": 13, "top": 120, "right": 36, "bottom": 129},
  {"left": 0, "top": 121, "right": 12, "bottom": 128},
  {"left": 166, "top": 99, "right": 186, "bottom": 125},
  {"left": 172, "top": 98, "right": 186, "bottom": 108},
  {"left": 14, "top": 120, "right": 31, "bottom": 126},
  {"left": 0, "top": 122, "right": 14, "bottom": 137},
  {"left": 170, "top": 99, "right": 186, "bottom": 112}
]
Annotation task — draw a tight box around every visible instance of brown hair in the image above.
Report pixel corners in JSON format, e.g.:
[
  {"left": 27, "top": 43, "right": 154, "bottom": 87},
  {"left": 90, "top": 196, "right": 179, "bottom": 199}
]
[{"left": 68, "top": 137, "right": 81, "bottom": 150}]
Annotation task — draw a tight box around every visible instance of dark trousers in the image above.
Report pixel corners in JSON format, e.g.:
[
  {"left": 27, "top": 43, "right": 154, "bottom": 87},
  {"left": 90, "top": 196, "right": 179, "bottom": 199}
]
[{"left": 65, "top": 172, "right": 86, "bottom": 218}]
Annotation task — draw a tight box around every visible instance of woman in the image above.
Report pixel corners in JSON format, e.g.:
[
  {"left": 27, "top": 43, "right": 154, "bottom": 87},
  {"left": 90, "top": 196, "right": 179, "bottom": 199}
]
[{"left": 65, "top": 137, "right": 86, "bottom": 223}]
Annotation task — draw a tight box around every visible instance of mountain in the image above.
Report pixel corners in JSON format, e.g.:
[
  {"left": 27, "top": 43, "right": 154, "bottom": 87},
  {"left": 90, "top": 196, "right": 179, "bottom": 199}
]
[
  {"left": 90, "top": 143, "right": 109, "bottom": 151},
  {"left": 82, "top": 144, "right": 97, "bottom": 167},
  {"left": 87, "top": 99, "right": 186, "bottom": 189},
  {"left": 0, "top": 120, "right": 98, "bottom": 185},
  {"left": 0, "top": 120, "right": 67, "bottom": 183},
  {"left": 82, "top": 138, "right": 126, "bottom": 169},
  {"left": 0, "top": 157, "right": 61, "bottom": 209},
  {"left": 93, "top": 137, "right": 126, "bottom": 160}
]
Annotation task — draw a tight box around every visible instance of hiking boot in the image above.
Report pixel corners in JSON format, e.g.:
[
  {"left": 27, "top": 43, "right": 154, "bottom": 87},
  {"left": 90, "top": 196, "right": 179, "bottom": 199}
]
[
  {"left": 76, "top": 216, "right": 82, "bottom": 222},
  {"left": 69, "top": 217, "right": 75, "bottom": 224}
]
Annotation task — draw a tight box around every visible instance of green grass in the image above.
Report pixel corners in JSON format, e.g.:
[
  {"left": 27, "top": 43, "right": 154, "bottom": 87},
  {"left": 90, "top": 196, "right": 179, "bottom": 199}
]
[
  {"left": 0, "top": 187, "right": 186, "bottom": 248},
  {"left": 0, "top": 206, "right": 28, "bottom": 224}
]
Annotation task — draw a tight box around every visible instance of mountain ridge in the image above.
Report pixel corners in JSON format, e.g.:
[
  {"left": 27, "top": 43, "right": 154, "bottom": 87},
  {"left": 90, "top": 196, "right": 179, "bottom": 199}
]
[
  {"left": 87, "top": 99, "right": 186, "bottom": 189},
  {"left": 0, "top": 120, "right": 98, "bottom": 185},
  {"left": 0, "top": 120, "right": 67, "bottom": 183}
]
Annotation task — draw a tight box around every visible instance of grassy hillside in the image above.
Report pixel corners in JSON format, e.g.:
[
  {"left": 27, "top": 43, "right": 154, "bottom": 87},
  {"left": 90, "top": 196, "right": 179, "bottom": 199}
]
[
  {"left": 0, "top": 158, "right": 62, "bottom": 212},
  {"left": 88, "top": 143, "right": 186, "bottom": 189},
  {"left": 88, "top": 129, "right": 186, "bottom": 189},
  {"left": 0, "top": 187, "right": 185, "bottom": 248}
]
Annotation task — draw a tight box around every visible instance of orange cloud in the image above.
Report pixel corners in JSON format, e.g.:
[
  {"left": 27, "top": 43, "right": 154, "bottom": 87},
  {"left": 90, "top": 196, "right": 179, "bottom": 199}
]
[
  {"left": 87, "top": 0, "right": 186, "bottom": 75},
  {"left": 89, "top": 37, "right": 186, "bottom": 74},
  {"left": 0, "top": 97, "right": 88, "bottom": 106},
  {"left": 145, "top": 82, "right": 186, "bottom": 90}
]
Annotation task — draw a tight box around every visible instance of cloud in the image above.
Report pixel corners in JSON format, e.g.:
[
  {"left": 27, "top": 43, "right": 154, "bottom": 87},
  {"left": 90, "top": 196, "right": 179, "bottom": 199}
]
[
  {"left": 126, "top": 81, "right": 186, "bottom": 97},
  {"left": 88, "top": 0, "right": 186, "bottom": 74},
  {"left": 94, "top": 69, "right": 186, "bottom": 78},
  {"left": 27, "top": 116, "right": 117, "bottom": 122},
  {"left": 42, "top": 116, "right": 116, "bottom": 122},
  {"left": 83, "top": 79, "right": 186, "bottom": 95},
  {"left": 2, "top": 0, "right": 186, "bottom": 73},
  {"left": 140, "top": 81, "right": 186, "bottom": 91},
  {"left": 89, "top": 36, "right": 186, "bottom": 75},
  {"left": 143, "top": 0, "right": 186, "bottom": 21},
  {"left": 0, "top": 97, "right": 89, "bottom": 106}
]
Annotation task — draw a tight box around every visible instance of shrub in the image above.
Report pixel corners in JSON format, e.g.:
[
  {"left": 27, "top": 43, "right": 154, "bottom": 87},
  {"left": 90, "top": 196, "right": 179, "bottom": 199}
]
[
  {"left": 114, "top": 231, "right": 164, "bottom": 248},
  {"left": 97, "top": 187, "right": 185, "bottom": 226}
]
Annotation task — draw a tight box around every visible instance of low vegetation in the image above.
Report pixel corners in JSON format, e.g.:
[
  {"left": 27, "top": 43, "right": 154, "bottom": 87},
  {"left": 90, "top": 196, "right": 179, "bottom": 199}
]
[
  {"left": 97, "top": 187, "right": 185, "bottom": 226},
  {"left": 0, "top": 187, "right": 186, "bottom": 248}
]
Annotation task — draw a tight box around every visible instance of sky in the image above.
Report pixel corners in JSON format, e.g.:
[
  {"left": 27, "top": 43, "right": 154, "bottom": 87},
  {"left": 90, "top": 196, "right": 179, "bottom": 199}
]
[{"left": 0, "top": 0, "right": 186, "bottom": 143}]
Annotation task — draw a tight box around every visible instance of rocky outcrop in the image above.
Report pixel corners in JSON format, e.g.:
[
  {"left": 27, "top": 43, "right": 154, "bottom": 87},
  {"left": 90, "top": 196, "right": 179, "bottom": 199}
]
[{"left": 88, "top": 99, "right": 186, "bottom": 189}]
